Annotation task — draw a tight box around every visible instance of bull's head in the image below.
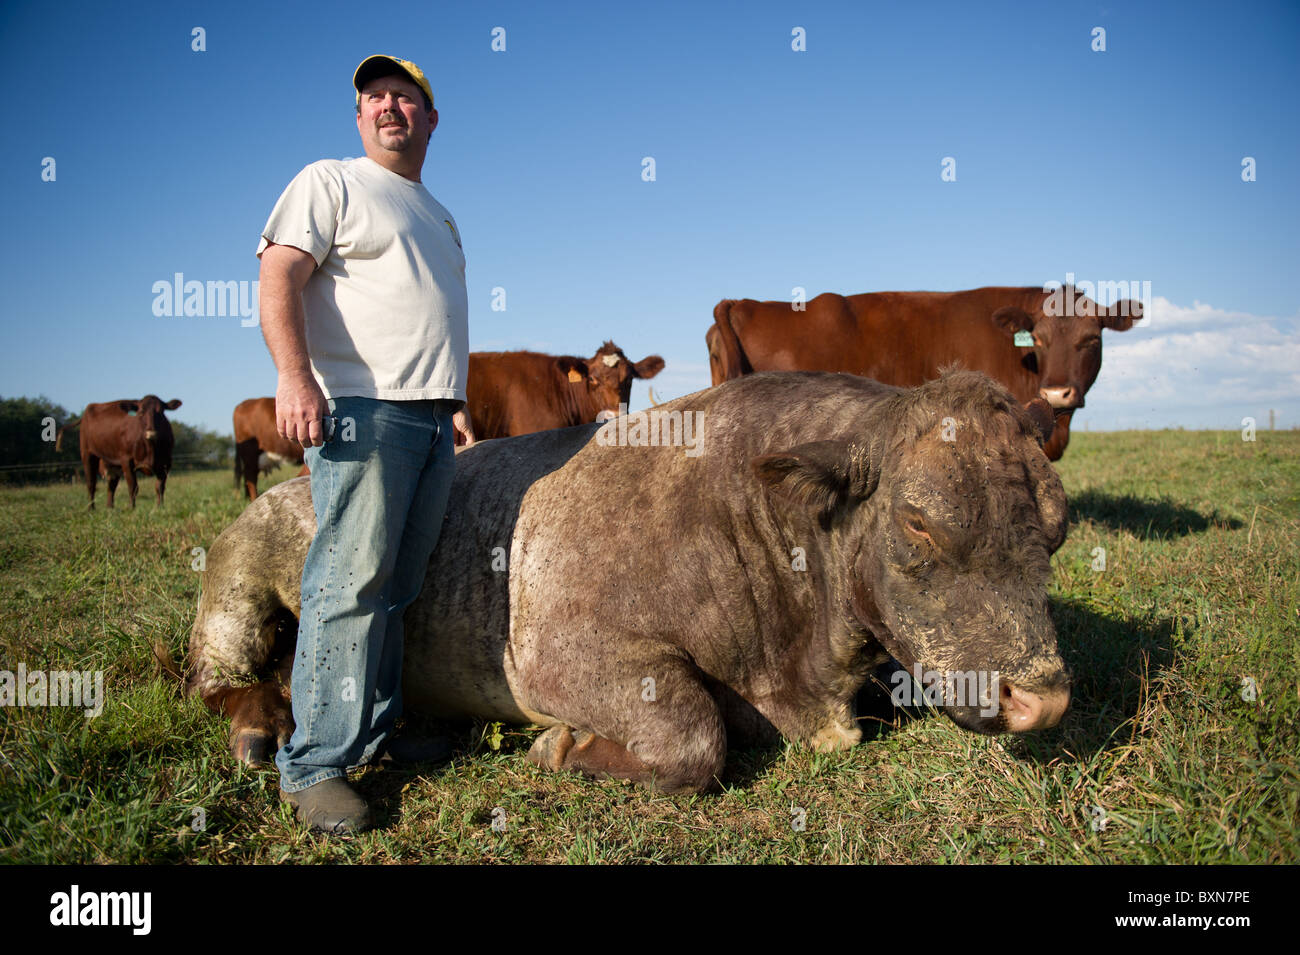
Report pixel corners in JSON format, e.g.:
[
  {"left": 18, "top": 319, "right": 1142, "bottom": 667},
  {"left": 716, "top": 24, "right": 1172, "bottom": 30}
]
[
  {"left": 992, "top": 288, "right": 1142, "bottom": 414},
  {"left": 753, "top": 372, "right": 1070, "bottom": 735}
]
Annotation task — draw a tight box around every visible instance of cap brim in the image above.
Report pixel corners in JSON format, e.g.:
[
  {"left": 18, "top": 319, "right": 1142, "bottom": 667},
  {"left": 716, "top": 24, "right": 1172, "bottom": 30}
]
[{"left": 353, "top": 55, "right": 407, "bottom": 93}]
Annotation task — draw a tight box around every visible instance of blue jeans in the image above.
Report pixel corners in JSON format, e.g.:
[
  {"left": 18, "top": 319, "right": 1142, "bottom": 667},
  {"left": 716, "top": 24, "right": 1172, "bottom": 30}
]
[{"left": 276, "top": 396, "right": 457, "bottom": 793}]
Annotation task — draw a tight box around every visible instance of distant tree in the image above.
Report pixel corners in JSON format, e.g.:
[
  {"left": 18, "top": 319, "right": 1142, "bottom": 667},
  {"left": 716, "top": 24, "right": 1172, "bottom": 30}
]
[
  {"left": 0, "top": 395, "right": 81, "bottom": 484},
  {"left": 171, "top": 420, "right": 234, "bottom": 467}
]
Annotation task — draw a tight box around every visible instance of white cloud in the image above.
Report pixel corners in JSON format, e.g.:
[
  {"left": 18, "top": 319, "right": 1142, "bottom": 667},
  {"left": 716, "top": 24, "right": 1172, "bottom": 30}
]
[{"left": 1083, "top": 297, "right": 1300, "bottom": 430}]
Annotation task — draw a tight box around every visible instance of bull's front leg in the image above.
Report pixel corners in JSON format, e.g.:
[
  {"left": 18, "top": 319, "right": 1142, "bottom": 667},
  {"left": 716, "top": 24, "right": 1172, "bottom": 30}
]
[{"left": 518, "top": 635, "right": 727, "bottom": 793}]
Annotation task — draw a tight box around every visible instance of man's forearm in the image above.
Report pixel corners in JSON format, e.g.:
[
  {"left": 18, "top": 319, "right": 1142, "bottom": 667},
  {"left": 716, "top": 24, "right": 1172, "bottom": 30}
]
[
  {"left": 259, "top": 243, "right": 329, "bottom": 445},
  {"left": 259, "top": 254, "right": 314, "bottom": 378}
]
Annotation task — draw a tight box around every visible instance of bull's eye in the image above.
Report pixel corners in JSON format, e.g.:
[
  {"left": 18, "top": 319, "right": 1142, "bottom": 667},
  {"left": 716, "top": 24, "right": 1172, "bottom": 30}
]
[{"left": 905, "top": 517, "right": 932, "bottom": 545}]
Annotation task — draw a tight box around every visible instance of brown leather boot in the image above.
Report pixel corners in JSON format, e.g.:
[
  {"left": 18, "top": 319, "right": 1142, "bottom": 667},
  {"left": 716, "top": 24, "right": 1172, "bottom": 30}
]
[{"left": 281, "top": 777, "right": 372, "bottom": 834}]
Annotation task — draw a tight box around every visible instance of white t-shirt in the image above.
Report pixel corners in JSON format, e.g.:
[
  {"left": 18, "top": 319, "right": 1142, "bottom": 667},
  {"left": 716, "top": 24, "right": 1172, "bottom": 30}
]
[{"left": 256, "top": 157, "right": 468, "bottom": 402}]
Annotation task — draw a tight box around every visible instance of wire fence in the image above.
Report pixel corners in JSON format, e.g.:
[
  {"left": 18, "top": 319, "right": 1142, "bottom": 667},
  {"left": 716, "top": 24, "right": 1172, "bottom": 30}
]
[{"left": 0, "top": 454, "right": 228, "bottom": 476}]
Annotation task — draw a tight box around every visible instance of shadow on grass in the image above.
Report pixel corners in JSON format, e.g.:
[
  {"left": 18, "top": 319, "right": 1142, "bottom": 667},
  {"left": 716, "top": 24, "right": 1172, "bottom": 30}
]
[
  {"left": 350, "top": 714, "right": 532, "bottom": 827},
  {"left": 1007, "top": 596, "right": 1177, "bottom": 765},
  {"left": 843, "top": 595, "right": 1178, "bottom": 772},
  {"left": 1069, "top": 488, "right": 1241, "bottom": 537}
]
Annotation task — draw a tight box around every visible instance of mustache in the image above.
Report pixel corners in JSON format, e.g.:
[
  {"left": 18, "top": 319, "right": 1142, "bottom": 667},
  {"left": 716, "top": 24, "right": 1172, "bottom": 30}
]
[{"left": 377, "top": 112, "right": 407, "bottom": 128}]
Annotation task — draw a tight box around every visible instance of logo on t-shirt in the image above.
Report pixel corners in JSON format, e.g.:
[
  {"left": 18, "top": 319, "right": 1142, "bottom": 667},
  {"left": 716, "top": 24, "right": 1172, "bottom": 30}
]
[{"left": 444, "top": 219, "right": 462, "bottom": 249}]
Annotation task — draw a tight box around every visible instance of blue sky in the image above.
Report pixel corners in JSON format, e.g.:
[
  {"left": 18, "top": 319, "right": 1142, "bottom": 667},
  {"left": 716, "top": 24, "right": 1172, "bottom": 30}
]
[{"left": 2, "top": 0, "right": 1297, "bottom": 433}]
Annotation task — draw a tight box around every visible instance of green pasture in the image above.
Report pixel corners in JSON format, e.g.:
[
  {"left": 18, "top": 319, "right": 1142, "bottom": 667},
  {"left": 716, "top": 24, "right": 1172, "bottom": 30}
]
[{"left": 1, "top": 430, "right": 1296, "bottom": 863}]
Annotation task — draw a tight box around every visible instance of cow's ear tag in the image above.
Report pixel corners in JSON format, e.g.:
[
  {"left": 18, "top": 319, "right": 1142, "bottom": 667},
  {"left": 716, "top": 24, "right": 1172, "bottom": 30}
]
[
  {"left": 1014, "top": 330, "right": 1034, "bottom": 347},
  {"left": 567, "top": 368, "right": 584, "bottom": 383}
]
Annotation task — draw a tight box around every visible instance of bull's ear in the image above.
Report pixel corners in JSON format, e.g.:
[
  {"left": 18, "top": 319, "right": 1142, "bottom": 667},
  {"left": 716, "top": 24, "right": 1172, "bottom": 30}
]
[
  {"left": 633, "top": 355, "right": 665, "bottom": 379},
  {"left": 992, "top": 306, "right": 1035, "bottom": 336},
  {"left": 1027, "top": 451, "right": 1068, "bottom": 552},
  {"left": 165, "top": 399, "right": 182, "bottom": 410},
  {"left": 119, "top": 401, "right": 138, "bottom": 414},
  {"left": 1100, "top": 299, "right": 1142, "bottom": 331},
  {"left": 1023, "top": 398, "right": 1056, "bottom": 446},
  {"left": 752, "top": 439, "right": 879, "bottom": 525},
  {"left": 556, "top": 357, "right": 589, "bottom": 385}
]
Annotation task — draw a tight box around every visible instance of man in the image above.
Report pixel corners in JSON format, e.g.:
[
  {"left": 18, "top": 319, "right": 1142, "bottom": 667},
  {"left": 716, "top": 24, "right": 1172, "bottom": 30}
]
[{"left": 256, "top": 55, "right": 475, "bottom": 834}]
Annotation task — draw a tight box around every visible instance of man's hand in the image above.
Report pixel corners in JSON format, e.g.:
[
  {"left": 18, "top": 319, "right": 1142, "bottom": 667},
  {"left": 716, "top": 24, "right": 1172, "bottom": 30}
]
[
  {"left": 277, "top": 372, "right": 330, "bottom": 448},
  {"left": 453, "top": 408, "right": 476, "bottom": 446}
]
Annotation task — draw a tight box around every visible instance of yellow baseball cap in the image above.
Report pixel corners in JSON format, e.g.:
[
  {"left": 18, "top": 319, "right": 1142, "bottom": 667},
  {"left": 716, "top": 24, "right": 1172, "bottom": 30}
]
[{"left": 353, "top": 55, "right": 434, "bottom": 109}]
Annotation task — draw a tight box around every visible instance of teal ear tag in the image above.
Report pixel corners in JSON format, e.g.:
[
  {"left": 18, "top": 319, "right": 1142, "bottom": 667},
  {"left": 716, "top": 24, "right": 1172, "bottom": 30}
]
[{"left": 1013, "top": 330, "right": 1034, "bottom": 347}]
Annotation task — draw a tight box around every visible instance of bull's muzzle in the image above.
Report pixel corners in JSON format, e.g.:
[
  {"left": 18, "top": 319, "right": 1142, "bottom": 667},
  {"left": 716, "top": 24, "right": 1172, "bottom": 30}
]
[
  {"left": 145, "top": 429, "right": 158, "bottom": 441},
  {"left": 1000, "top": 680, "right": 1070, "bottom": 732}
]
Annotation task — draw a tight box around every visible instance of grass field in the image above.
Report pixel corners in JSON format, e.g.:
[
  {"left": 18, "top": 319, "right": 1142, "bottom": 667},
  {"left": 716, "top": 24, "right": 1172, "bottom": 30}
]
[{"left": 1, "top": 430, "right": 1297, "bottom": 864}]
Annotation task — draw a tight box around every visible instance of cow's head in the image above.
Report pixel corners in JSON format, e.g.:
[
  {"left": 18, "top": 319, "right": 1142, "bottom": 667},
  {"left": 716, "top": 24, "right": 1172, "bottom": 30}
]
[
  {"left": 992, "top": 288, "right": 1142, "bottom": 413},
  {"left": 124, "top": 395, "right": 182, "bottom": 445},
  {"left": 560, "top": 341, "right": 665, "bottom": 423},
  {"left": 753, "top": 371, "right": 1070, "bottom": 735}
]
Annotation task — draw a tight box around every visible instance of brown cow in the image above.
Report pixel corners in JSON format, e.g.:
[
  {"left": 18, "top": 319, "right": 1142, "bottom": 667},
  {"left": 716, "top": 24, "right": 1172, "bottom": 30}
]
[
  {"left": 706, "top": 286, "right": 1141, "bottom": 460},
  {"left": 467, "top": 341, "right": 664, "bottom": 440},
  {"left": 56, "top": 395, "right": 182, "bottom": 508},
  {"left": 233, "top": 397, "right": 305, "bottom": 500}
]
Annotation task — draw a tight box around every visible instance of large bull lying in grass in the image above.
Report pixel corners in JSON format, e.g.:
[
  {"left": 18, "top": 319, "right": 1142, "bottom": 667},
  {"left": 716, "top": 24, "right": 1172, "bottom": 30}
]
[{"left": 188, "top": 370, "right": 1072, "bottom": 792}]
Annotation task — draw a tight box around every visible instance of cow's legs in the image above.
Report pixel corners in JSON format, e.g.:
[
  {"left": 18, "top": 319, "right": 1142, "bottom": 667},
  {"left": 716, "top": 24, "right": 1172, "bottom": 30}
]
[
  {"left": 155, "top": 472, "right": 167, "bottom": 506},
  {"left": 521, "top": 641, "right": 727, "bottom": 793},
  {"left": 105, "top": 471, "right": 119, "bottom": 508},
  {"left": 236, "top": 441, "right": 260, "bottom": 499},
  {"left": 83, "top": 454, "right": 99, "bottom": 509},
  {"left": 125, "top": 461, "right": 139, "bottom": 508}
]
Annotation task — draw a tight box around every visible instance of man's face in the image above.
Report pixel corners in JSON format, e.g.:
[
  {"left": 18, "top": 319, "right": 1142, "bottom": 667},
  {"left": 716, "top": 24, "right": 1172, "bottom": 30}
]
[{"left": 356, "top": 73, "right": 437, "bottom": 155}]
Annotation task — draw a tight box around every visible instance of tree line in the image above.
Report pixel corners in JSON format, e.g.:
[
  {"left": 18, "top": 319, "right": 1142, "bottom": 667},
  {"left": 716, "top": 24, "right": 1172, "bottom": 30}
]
[{"left": 0, "top": 396, "right": 232, "bottom": 485}]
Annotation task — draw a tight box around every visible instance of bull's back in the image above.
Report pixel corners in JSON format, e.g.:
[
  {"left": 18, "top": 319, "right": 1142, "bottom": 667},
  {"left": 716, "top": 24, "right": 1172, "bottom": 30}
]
[{"left": 402, "top": 424, "right": 597, "bottom": 720}]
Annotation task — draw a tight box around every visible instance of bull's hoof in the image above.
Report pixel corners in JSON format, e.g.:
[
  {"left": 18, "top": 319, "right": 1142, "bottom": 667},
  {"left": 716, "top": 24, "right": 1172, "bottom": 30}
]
[
  {"left": 526, "top": 725, "right": 579, "bottom": 771},
  {"left": 232, "top": 729, "right": 279, "bottom": 766}
]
